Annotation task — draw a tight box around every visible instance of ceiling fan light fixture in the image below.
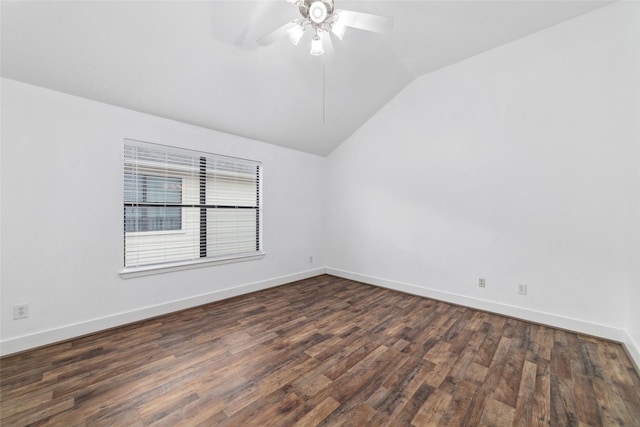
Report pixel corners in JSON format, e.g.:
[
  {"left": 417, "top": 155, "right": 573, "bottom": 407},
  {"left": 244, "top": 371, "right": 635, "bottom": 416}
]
[
  {"left": 310, "top": 35, "right": 324, "bottom": 56},
  {"left": 287, "top": 23, "right": 305, "bottom": 45},
  {"left": 309, "top": 1, "right": 328, "bottom": 24}
]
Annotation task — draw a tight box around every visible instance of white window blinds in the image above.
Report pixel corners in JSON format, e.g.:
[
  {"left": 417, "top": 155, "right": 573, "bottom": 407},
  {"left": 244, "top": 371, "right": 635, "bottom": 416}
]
[{"left": 123, "top": 139, "right": 262, "bottom": 269}]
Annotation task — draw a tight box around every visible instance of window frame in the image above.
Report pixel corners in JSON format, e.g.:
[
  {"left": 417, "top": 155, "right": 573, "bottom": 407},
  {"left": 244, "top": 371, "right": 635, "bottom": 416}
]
[{"left": 120, "top": 139, "right": 264, "bottom": 278}]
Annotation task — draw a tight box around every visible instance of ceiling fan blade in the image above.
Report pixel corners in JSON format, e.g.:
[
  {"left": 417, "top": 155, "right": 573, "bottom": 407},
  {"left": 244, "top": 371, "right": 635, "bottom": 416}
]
[
  {"left": 337, "top": 10, "right": 394, "bottom": 34},
  {"left": 236, "top": 1, "right": 279, "bottom": 48},
  {"left": 257, "top": 22, "right": 297, "bottom": 46}
]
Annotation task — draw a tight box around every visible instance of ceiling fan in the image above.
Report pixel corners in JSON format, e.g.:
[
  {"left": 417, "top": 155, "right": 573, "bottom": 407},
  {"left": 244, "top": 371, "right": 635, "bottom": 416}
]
[{"left": 257, "top": 0, "right": 393, "bottom": 56}]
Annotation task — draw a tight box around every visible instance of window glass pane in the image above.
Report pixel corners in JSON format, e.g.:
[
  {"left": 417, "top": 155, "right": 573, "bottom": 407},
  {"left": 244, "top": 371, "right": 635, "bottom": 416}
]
[
  {"left": 144, "top": 176, "right": 182, "bottom": 203},
  {"left": 125, "top": 207, "right": 182, "bottom": 232},
  {"left": 124, "top": 174, "right": 182, "bottom": 232}
]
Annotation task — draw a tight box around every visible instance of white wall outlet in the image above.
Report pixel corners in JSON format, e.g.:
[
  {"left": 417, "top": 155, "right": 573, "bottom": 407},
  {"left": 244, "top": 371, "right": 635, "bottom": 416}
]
[
  {"left": 309, "top": 255, "right": 313, "bottom": 263},
  {"left": 518, "top": 284, "right": 527, "bottom": 295},
  {"left": 13, "top": 304, "right": 29, "bottom": 319},
  {"left": 479, "top": 278, "right": 486, "bottom": 288}
]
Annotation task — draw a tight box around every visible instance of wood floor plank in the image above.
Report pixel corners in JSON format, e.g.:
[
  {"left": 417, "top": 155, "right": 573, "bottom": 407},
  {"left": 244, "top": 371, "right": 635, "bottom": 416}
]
[
  {"left": 572, "top": 373, "right": 604, "bottom": 426},
  {"left": 513, "top": 359, "right": 537, "bottom": 426},
  {"left": 291, "top": 397, "right": 340, "bottom": 427},
  {"left": 411, "top": 387, "right": 451, "bottom": 426},
  {"left": 478, "top": 397, "right": 516, "bottom": 426},
  {"left": 439, "top": 379, "right": 478, "bottom": 426},
  {"left": 390, "top": 381, "right": 436, "bottom": 426},
  {"left": 551, "top": 375, "right": 579, "bottom": 426},
  {"left": 459, "top": 335, "right": 513, "bottom": 425},
  {"left": 592, "top": 377, "right": 635, "bottom": 425},
  {"left": 2, "top": 397, "right": 75, "bottom": 427},
  {"left": 532, "top": 357, "right": 552, "bottom": 426},
  {"left": 1, "top": 274, "right": 639, "bottom": 426},
  {"left": 158, "top": 396, "right": 227, "bottom": 427},
  {"left": 493, "top": 321, "right": 528, "bottom": 408},
  {"left": 222, "top": 355, "right": 317, "bottom": 417},
  {"left": 370, "top": 355, "right": 432, "bottom": 423}
]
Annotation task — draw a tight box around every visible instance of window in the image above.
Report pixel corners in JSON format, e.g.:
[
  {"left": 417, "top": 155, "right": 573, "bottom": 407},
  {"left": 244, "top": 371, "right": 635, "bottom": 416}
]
[{"left": 123, "top": 139, "right": 263, "bottom": 271}]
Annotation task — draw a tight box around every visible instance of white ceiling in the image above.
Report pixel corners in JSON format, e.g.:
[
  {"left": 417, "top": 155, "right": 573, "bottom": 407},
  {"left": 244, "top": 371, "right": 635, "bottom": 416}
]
[{"left": 1, "top": 0, "right": 610, "bottom": 156}]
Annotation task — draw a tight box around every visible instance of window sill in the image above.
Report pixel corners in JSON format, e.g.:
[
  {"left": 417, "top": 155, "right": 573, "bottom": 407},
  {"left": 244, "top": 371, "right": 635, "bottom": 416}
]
[{"left": 120, "top": 252, "right": 265, "bottom": 279}]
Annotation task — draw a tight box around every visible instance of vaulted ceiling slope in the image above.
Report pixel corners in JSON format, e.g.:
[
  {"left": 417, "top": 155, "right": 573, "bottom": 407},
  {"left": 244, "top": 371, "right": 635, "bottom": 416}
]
[{"left": 1, "top": 1, "right": 610, "bottom": 156}]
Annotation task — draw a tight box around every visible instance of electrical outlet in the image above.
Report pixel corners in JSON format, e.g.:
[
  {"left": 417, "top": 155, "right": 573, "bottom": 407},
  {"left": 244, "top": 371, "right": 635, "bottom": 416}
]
[
  {"left": 479, "top": 278, "right": 486, "bottom": 288},
  {"left": 13, "top": 304, "right": 29, "bottom": 319},
  {"left": 309, "top": 255, "right": 313, "bottom": 263},
  {"left": 518, "top": 284, "right": 527, "bottom": 295}
]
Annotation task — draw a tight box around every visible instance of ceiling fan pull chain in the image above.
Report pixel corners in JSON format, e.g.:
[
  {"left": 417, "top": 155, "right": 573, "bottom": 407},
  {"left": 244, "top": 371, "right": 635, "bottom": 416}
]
[{"left": 322, "top": 53, "right": 326, "bottom": 125}]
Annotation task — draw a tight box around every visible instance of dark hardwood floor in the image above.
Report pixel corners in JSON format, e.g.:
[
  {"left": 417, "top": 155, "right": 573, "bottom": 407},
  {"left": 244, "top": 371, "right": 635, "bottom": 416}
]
[{"left": 1, "top": 275, "right": 639, "bottom": 426}]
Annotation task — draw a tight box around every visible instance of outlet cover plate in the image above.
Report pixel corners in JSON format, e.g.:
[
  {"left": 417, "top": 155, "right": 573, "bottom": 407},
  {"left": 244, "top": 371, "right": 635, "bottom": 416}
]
[{"left": 13, "top": 304, "right": 29, "bottom": 319}]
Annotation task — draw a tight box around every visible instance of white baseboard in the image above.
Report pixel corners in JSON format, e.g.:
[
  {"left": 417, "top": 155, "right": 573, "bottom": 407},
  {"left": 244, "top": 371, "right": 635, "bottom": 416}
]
[
  {"left": 622, "top": 332, "right": 640, "bottom": 374},
  {"left": 326, "top": 268, "right": 634, "bottom": 347},
  {"left": 0, "top": 268, "right": 326, "bottom": 357}
]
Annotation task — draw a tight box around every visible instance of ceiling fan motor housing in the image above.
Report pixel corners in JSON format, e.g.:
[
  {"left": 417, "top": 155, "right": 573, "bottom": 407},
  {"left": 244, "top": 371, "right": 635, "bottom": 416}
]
[{"left": 300, "top": 0, "right": 335, "bottom": 25}]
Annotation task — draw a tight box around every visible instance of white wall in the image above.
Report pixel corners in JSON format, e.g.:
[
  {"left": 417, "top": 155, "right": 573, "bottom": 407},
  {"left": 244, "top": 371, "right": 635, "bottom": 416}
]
[
  {"left": 0, "top": 78, "right": 326, "bottom": 355},
  {"left": 327, "top": 0, "right": 640, "bottom": 357}
]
